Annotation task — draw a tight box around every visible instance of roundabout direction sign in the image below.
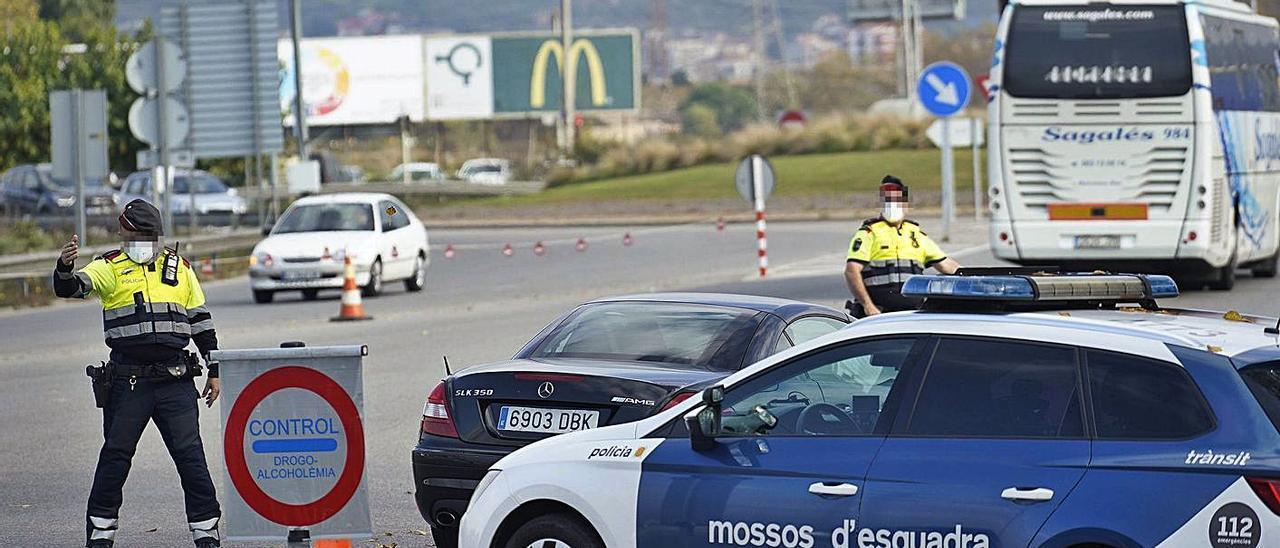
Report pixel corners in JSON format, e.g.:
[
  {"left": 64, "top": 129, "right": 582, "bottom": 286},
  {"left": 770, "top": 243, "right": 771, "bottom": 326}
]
[{"left": 213, "top": 345, "right": 371, "bottom": 541}]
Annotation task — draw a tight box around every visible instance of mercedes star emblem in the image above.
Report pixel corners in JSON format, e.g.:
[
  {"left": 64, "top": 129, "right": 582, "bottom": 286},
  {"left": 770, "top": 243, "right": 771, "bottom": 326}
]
[{"left": 537, "top": 381, "right": 555, "bottom": 399}]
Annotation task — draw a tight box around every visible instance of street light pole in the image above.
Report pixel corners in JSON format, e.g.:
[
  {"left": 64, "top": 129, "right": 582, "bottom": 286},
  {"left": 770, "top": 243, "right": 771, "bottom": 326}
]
[
  {"left": 561, "top": 0, "right": 575, "bottom": 157},
  {"left": 289, "top": 0, "right": 309, "bottom": 160}
]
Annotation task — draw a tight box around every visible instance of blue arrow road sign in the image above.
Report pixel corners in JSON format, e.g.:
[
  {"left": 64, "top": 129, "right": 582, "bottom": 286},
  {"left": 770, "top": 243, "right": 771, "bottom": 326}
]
[{"left": 917, "top": 62, "right": 971, "bottom": 118}]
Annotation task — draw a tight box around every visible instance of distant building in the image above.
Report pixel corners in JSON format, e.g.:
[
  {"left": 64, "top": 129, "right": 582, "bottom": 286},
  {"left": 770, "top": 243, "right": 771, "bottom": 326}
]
[{"left": 847, "top": 22, "right": 897, "bottom": 65}]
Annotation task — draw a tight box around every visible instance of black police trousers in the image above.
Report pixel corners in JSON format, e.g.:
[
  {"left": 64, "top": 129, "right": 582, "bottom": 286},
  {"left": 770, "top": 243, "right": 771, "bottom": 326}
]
[{"left": 87, "top": 376, "right": 220, "bottom": 535}]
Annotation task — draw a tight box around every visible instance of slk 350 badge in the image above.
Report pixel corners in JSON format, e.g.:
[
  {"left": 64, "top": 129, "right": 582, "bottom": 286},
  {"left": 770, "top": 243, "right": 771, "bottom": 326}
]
[{"left": 455, "top": 389, "right": 494, "bottom": 397}]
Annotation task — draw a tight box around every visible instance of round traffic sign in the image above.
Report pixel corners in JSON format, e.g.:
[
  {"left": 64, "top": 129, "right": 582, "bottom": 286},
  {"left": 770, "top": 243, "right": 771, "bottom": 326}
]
[
  {"left": 917, "top": 61, "right": 972, "bottom": 118},
  {"left": 224, "top": 366, "right": 366, "bottom": 526},
  {"left": 126, "top": 39, "right": 187, "bottom": 94},
  {"left": 128, "top": 97, "right": 190, "bottom": 148},
  {"left": 735, "top": 155, "right": 776, "bottom": 204}
]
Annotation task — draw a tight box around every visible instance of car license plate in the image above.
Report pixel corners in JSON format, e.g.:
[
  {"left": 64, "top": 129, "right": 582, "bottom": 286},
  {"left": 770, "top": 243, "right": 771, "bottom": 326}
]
[
  {"left": 497, "top": 406, "right": 599, "bottom": 434},
  {"left": 283, "top": 270, "right": 322, "bottom": 281},
  {"left": 1075, "top": 235, "right": 1122, "bottom": 249}
]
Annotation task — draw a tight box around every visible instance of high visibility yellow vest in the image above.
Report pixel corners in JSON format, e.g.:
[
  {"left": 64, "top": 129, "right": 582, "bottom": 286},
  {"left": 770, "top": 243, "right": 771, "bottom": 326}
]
[
  {"left": 846, "top": 219, "right": 948, "bottom": 288},
  {"left": 76, "top": 249, "right": 209, "bottom": 352}
]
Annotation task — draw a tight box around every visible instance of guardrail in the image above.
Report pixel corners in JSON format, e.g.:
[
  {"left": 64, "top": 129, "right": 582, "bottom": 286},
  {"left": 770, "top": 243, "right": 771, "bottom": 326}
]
[
  {"left": 237, "top": 180, "right": 545, "bottom": 199},
  {"left": 0, "top": 228, "right": 262, "bottom": 272}
]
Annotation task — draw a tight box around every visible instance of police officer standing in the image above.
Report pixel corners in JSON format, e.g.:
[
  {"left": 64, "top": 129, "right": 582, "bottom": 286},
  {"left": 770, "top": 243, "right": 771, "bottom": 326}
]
[
  {"left": 53, "top": 199, "right": 222, "bottom": 547},
  {"left": 845, "top": 176, "right": 961, "bottom": 316}
]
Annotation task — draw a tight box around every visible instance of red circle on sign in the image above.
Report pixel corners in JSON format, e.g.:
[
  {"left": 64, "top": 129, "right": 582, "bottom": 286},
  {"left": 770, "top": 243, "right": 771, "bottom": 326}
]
[{"left": 224, "top": 366, "right": 365, "bottom": 526}]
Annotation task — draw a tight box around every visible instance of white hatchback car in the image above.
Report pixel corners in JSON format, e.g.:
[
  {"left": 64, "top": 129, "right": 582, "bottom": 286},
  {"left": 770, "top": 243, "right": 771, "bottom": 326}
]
[{"left": 248, "top": 193, "right": 429, "bottom": 303}]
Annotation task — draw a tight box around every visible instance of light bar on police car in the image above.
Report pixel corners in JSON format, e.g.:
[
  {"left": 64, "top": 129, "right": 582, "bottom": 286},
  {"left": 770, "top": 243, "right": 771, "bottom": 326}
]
[{"left": 901, "top": 273, "right": 1179, "bottom": 301}]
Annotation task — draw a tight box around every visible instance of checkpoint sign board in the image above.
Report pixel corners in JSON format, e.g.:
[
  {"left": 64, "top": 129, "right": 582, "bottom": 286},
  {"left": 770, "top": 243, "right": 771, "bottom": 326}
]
[
  {"left": 212, "top": 345, "right": 371, "bottom": 541},
  {"left": 917, "top": 62, "right": 972, "bottom": 118}
]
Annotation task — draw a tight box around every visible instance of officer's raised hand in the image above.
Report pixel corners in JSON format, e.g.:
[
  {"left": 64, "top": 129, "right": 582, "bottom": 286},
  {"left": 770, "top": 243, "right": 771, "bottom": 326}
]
[
  {"left": 60, "top": 234, "right": 79, "bottom": 266},
  {"left": 202, "top": 377, "right": 220, "bottom": 407}
]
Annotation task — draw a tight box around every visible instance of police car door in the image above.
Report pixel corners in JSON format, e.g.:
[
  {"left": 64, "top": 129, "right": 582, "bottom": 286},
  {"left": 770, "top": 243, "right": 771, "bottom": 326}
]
[
  {"left": 860, "top": 337, "right": 1090, "bottom": 548},
  {"left": 637, "top": 337, "right": 927, "bottom": 548}
]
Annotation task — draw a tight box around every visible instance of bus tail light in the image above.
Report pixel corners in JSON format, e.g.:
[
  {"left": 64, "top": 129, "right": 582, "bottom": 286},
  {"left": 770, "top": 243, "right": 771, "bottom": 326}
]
[{"left": 421, "top": 381, "right": 459, "bottom": 438}]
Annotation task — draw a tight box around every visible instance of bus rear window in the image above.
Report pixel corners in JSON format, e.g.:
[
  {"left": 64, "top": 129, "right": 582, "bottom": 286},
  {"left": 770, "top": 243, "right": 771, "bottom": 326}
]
[
  {"left": 1004, "top": 5, "right": 1192, "bottom": 99},
  {"left": 1240, "top": 363, "right": 1280, "bottom": 433}
]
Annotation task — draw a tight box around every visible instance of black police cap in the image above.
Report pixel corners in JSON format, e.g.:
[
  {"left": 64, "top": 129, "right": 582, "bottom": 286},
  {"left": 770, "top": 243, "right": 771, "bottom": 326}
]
[
  {"left": 119, "top": 199, "right": 163, "bottom": 236},
  {"left": 879, "top": 175, "right": 909, "bottom": 198}
]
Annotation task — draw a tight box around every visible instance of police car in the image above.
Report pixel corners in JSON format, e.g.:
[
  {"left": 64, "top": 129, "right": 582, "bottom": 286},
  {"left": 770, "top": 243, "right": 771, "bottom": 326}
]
[{"left": 458, "top": 272, "right": 1280, "bottom": 548}]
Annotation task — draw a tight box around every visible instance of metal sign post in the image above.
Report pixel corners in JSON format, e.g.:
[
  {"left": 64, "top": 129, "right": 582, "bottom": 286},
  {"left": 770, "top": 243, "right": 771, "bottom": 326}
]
[
  {"left": 972, "top": 117, "right": 983, "bottom": 220},
  {"left": 917, "top": 61, "right": 972, "bottom": 242},
  {"left": 51, "top": 89, "right": 109, "bottom": 246},
  {"left": 735, "top": 154, "right": 776, "bottom": 278},
  {"left": 212, "top": 344, "right": 372, "bottom": 542}
]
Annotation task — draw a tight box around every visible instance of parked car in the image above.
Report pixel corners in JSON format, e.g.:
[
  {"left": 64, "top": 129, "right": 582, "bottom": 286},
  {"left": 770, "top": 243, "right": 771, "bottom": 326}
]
[
  {"left": 459, "top": 273, "right": 1280, "bottom": 548},
  {"left": 390, "top": 162, "right": 445, "bottom": 183},
  {"left": 414, "top": 293, "right": 849, "bottom": 548},
  {"left": 0, "top": 164, "right": 116, "bottom": 215},
  {"left": 338, "top": 165, "right": 366, "bottom": 184},
  {"left": 248, "top": 193, "right": 429, "bottom": 303},
  {"left": 457, "top": 158, "right": 510, "bottom": 185},
  {"left": 118, "top": 170, "right": 247, "bottom": 216}
]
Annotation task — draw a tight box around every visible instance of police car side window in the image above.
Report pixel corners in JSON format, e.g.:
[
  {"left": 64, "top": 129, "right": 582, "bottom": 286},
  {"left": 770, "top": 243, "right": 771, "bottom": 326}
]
[
  {"left": 1088, "top": 350, "right": 1214, "bottom": 439},
  {"left": 719, "top": 337, "right": 919, "bottom": 437},
  {"left": 906, "top": 338, "right": 1084, "bottom": 438}
]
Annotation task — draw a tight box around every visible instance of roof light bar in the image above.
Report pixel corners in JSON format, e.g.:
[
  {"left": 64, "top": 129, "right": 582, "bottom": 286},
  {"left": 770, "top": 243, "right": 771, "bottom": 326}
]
[{"left": 901, "top": 273, "right": 1179, "bottom": 302}]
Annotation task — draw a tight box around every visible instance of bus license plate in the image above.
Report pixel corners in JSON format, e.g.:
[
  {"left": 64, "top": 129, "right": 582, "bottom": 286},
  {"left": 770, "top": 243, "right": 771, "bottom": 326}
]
[
  {"left": 1075, "top": 235, "right": 1122, "bottom": 249},
  {"left": 497, "top": 406, "right": 599, "bottom": 434}
]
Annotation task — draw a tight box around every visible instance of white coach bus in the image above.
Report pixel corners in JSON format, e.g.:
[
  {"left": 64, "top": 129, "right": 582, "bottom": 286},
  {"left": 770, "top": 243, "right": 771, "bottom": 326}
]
[{"left": 987, "top": 0, "right": 1280, "bottom": 289}]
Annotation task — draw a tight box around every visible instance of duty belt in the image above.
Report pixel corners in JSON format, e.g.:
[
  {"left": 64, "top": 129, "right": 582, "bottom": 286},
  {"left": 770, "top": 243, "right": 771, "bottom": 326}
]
[{"left": 111, "top": 354, "right": 201, "bottom": 379}]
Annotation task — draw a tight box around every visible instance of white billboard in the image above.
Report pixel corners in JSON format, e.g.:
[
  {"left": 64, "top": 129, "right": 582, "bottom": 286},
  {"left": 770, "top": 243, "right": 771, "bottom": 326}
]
[
  {"left": 279, "top": 35, "right": 425, "bottom": 126},
  {"left": 425, "top": 36, "right": 495, "bottom": 120}
]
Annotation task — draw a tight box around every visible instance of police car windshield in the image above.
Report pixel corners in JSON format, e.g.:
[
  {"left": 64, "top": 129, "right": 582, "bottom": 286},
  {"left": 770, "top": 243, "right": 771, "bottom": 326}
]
[
  {"left": 529, "top": 302, "right": 762, "bottom": 371},
  {"left": 274, "top": 203, "right": 375, "bottom": 233}
]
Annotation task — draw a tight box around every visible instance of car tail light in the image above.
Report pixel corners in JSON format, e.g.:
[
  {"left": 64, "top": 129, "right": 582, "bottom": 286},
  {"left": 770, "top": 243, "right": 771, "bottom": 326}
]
[
  {"left": 421, "top": 381, "right": 459, "bottom": 438},
  {"left": 513, "top": 373, "right": 584, "bottom": 382},
  {"left": 660, "top": 392, "right": 696, "bottom": 412},
  {"left": 1248, "top": 477, "right": 1280, "bottom": 515}
]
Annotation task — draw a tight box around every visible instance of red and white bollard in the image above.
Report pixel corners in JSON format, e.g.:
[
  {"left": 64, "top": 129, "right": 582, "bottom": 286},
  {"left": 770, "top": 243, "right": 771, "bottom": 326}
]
[
  {"left": 533, "top": 241, "right": 546, "bottom": 256},
  {"left": 575, "top": 238, "right": 587, "bottom": 252},
  {"left": 200, "top": 257, "right": 214, "bottom": 276},
  {"left": 623, "top": 232, "right": 633, "bottom": 246},
  {"left": 444, "top": 245, "right": 455, "bottom": 259},
  {"left": 502, "top": 243, "right": 514, "bottom": 257},
  {"left": 716, "top": 217, "right": 725, "bottom": 232},
  {"left": 755, "top": 210, "right": 768, "bottom": 278}
]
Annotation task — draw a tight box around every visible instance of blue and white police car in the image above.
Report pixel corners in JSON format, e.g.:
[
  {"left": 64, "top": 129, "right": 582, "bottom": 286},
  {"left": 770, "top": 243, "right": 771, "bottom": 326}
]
[{"left": 458, "top": 272, "right": 1280, "bottom": 548}]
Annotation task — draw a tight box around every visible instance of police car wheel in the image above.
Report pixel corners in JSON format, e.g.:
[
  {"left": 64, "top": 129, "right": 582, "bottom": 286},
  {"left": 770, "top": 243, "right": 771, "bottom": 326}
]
[
  {"left": 504, "top": 513, "right": 602, "bottom": 548},
  {"left": 252, "top": 289, "right": 274, "bottom": 304}
]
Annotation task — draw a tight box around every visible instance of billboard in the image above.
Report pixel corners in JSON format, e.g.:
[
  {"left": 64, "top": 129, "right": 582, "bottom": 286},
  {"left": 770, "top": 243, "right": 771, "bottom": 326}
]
[
  {"left": 847, "top": 0, "right": 965, "bottom": 21},
  {"left": 425, "top": 29, "right": 639, "bottom": 120},
  {"left": 279, "top": 35, "right": 425, "bottom": 126},
  {"left": 425, "top": 36, "right": 494, "bottom": 120}
]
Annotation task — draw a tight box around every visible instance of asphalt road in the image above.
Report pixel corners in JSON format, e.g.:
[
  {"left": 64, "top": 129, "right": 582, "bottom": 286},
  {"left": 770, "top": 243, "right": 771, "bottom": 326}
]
[{"left": 1, "top": 217, "right": 1277, "bottom": 547}]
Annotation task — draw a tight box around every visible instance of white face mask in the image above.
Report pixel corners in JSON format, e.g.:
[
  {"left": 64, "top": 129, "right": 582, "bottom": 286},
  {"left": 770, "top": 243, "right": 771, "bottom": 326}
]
[
  {"left": 882, "top": 203, "right": 906, "bottom": 224},
  {"left": 123, "top": 241, "right": 160, "bottom": 264}
]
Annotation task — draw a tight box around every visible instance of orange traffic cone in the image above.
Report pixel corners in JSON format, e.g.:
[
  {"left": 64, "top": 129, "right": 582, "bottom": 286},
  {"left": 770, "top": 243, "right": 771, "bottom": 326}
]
[{"left": 330, "top": 255, "right": 372, "bottom": 322}]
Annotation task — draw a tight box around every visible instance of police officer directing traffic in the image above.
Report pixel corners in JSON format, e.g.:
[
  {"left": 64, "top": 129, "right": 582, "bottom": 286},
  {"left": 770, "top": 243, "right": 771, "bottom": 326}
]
[
  {"left": 845, "top": 175, "right": 961, "bottom": 316},
  {"left": 54, "top": 199, "right": 222, "bottom": 547}
]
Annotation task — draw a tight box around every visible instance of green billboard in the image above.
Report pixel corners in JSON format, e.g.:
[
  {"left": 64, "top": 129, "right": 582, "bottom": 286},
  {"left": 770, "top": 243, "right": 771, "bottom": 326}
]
[{"left": 491, "top": 31, "right": 638, "bottom": 115}]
